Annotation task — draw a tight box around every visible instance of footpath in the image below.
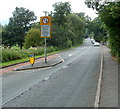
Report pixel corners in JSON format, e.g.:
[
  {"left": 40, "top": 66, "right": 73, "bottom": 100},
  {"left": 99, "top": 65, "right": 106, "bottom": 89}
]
[
  {"left": 0, "top": 54, "right": 63, "bottom": 74},
  {"left": 100, "top": 46, "right": 118, "bottom": 108}
]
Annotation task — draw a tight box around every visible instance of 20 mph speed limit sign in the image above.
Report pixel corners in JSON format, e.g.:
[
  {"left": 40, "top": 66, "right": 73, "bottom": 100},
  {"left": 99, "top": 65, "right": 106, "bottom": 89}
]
[{"left": 40, "top": 16, "right": 51, "bottom": 38}]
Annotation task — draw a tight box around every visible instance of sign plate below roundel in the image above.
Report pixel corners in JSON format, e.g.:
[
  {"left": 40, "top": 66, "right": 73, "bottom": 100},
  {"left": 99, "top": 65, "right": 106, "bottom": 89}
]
[{"left": 41, "top": 25, "right": 51, "bottom": 38}]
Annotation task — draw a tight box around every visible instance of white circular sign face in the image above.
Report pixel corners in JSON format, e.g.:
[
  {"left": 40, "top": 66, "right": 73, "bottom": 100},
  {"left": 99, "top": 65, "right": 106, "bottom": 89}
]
[{"left": 42, "top": 18, "right": 49, "bottom": 24}]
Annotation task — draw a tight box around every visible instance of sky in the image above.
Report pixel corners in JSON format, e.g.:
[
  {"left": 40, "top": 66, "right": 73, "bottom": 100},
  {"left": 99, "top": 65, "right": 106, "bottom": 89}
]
[{"left": 0, "top": 0, "right": 98, "bottom": 25}]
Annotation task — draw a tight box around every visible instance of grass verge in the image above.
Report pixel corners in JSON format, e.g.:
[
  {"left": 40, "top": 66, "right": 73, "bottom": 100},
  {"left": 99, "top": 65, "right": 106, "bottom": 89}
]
[
  {"left": 1, "top": 50, "right": 63, "bottom": 67},
  {"left": 1, "top": 43, "right": 83, "bottom": 67}
]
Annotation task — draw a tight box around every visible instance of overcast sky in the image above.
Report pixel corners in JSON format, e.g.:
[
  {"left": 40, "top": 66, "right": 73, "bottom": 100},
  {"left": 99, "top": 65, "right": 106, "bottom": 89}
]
[{"left": 0, "top": 0, "right": 98, "bottom": 25}]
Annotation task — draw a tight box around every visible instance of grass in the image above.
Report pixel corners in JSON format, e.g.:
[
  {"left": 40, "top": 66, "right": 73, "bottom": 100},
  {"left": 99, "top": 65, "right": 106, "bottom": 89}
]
[
  {"left": 2, "top": 57, "right": 30, "bottom": 67},
  {"left": 1, "top": 43, "right": 83, "bottom": 67},
  {"left": 1, "top": 50, "right": 63, "bottom": 67}
]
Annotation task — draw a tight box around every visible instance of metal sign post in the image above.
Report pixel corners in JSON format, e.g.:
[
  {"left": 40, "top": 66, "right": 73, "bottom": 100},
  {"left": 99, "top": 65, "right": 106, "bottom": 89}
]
[
  {"left": 44, "top": 11, "right": 47, "bottom": 63},
  {"left": 44, "top": 37, "right": 47, "bottom": 63},
  {"left": 40, "top": 11, "right": 51, "bottom": 63}
]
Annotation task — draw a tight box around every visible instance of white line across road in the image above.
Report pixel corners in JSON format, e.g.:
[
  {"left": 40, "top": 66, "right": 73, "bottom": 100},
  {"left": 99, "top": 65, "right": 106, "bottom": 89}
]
[{"left": 69, "top": 54, "right": 72, "bottom": 57}]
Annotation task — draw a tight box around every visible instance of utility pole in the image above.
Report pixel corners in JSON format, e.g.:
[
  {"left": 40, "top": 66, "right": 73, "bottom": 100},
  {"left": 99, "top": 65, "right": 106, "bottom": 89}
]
[{"left": 43, "top": 11, "right": 49, "bottom": 63}]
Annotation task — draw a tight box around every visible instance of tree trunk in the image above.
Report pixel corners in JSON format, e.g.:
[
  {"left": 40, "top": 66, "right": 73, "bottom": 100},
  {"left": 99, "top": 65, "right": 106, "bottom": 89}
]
[{"left": 20, "top": 45, "right": 22, "bottom": 49}]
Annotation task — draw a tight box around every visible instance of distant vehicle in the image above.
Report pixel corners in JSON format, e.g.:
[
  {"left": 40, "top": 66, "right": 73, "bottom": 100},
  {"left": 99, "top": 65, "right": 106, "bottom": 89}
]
[
  {"left": 92, "top": 40, "right": 95, "bottom": 44},
  {"left": 94, "top": 42, "right": 100, "bottom": 46},
  {"left": 91, "top": 39, "right": 95, "bottom": 44}
]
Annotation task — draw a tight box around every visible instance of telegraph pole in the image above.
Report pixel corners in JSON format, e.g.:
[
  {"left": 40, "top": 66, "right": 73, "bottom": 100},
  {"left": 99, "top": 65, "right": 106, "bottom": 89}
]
[{"left": 43, "top": 11, "right": 49, "bottom": 63}]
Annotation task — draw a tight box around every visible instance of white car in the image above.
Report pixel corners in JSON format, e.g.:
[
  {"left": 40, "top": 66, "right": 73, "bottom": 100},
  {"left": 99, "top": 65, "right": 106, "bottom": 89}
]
[
  {"left": 91, "top": 39, "right": 95, "bottom": 44},
  {"left": 94, "top": 42, "right": 100, "bottom": 46},
  {"left": 92, "top": 40, "right": 95, "bottom": 44}
]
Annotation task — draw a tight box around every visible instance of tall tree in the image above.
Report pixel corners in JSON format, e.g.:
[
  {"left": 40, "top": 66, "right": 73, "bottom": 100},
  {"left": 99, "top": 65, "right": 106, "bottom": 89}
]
[
  {"left": 99, "top": 2, "right": 120, "bottom": 57},
  {"left": 67, "top": 14, "right": 86, "bottom": 44},
  {"left": 7, "top": 7, "right": 37, "bottom": 49},
  {"left": 87, "top": 17, "right": 107, "bottom": 42},
  {"left": 52, "top": 2, "right": 71, "bottom": 26},
  {"left": 2, "top": 25, "right": 16, "bottom": 47},
  {"left": 48, "top": 13, "right": 86, "bottom": 48},
  {"left": 0, "top": 23, "right": 2, "bottom": 45},
  {"left": 85, "top": 1, "right": 120, "bottom": 58}
]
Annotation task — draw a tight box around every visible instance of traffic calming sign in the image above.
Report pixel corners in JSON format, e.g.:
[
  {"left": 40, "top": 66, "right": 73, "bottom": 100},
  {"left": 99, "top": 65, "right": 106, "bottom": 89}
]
[
  {"left": 40, "top": 16, "right": 51, "bottom": 25},
  {"left": 40, "top": 16, "right": 51, "bottom": 38},
  {"left": 41, "top": 25, "right": 51, "bottom": 38}
]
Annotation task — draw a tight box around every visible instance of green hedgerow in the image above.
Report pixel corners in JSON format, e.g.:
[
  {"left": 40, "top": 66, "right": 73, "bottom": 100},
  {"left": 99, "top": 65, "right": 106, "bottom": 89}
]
[{"left": 1, "top": 46, "right": 59, "bottom": 63}]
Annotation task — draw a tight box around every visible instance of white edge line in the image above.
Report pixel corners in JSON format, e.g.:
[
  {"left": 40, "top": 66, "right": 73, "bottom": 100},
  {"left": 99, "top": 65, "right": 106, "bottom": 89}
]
[{"left": 94, "top": 46, "right": 103, "bottom": 107}]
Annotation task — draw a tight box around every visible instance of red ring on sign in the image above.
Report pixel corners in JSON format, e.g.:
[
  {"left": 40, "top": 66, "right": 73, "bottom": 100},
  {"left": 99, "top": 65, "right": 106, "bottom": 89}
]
[{"left": 42, "top": 17, "right": 50, "bottom": 24}]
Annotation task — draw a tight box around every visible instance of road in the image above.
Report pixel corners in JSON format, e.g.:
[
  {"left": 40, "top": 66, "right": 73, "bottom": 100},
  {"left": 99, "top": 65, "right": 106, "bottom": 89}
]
[{"left": 2, "top": 38, "right": 101, "bottom": 107}]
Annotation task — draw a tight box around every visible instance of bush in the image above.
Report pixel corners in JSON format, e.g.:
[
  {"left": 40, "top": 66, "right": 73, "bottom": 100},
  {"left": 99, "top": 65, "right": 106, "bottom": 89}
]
[
  {"left": 29, "top": 47, "right": 44, "bottom": 55},
  {"left": 47, "top": 46, "right": 56, "bottom": 53},
  {"left": 2, "top": 49, "right": 20, "bottom": 62},
  {"left": 24, "top": 28, "right": 44, "bottom": 49},
  {"left": 1, "top": 45, "right": 59, "bottom": 63}
]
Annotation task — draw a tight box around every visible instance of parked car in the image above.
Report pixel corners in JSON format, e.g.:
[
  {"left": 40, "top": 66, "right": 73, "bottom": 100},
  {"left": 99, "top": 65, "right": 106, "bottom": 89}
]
[{"left": 94, "top": 42, "right": 100, "bottom": 46}]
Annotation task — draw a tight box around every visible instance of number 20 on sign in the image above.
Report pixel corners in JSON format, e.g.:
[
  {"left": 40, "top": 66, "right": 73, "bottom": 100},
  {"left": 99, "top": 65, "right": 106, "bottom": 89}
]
[{"left": 40, "top": 16, "right": 51, "bottom": 38}]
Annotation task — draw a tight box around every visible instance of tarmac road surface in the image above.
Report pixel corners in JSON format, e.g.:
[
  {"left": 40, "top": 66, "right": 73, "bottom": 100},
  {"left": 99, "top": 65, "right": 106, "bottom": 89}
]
[{"left": 2, "top": 38, "right": 102, "bottom": 107}]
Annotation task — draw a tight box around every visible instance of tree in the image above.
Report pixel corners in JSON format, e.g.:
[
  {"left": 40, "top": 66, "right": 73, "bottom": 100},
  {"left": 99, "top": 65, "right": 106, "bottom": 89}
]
[
  {"left": 2, "top": 25, "right": 16, "bottom": 47},
  {"left": 87, "top": 17, "right": 107, "bottom": 42},
  {"left": 52, "top": 2, "right": 71, "bottom": 26},
  {"left": 7, "top": 7, "right": 37, "bottom": 49},
  {"left": 99, "top": 2, "right": 120, "bottom": 57},
  {"left": 24, "top": 28, "right": 44, "bottom": 49},
  {"left": 67, "top": 14, "right": 86, "bottom": 44},
  {"left": 0, "top": 23, "right": 2, "bottom": 32},
  {"left": 30, "top": 22, "right": 40, "bottom": 29},
  {"left": 48, "top": 13, "right": 86, "bottom": 48},
  {"left": 47, "top": 2, "right": 86, "bottom": 49},
  {"left": 48, "top": 24, "right": 70, "bottom": 48},
  {"left": 75, "top": 12, "right": 91, "bottom": 22},
  {"left": 0, "top": 23, "right": 2, "bottom": 45},
  {"left": 85, "top": 1, "right": 120, "bottom": 58}
]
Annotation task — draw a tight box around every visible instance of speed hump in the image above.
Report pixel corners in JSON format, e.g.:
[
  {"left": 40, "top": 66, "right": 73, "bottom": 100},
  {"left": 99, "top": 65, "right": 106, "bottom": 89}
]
[{"left": 40, "top": 16, "right": 51, "bottom": 38}]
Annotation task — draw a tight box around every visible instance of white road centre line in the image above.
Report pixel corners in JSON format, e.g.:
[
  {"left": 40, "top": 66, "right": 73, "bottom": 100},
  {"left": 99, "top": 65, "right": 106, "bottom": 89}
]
[
  {"left": 62, "top": 66, "right": 68, "bottom": 69},
  {"left": 69, "top": 54, "right": 72, "bottom": 57},
  {"left": 43, "top": 77, "right": 50, "bottom": 81},
  {"left": 94, "top": 46, "right": 103, "bottom": 108}
]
